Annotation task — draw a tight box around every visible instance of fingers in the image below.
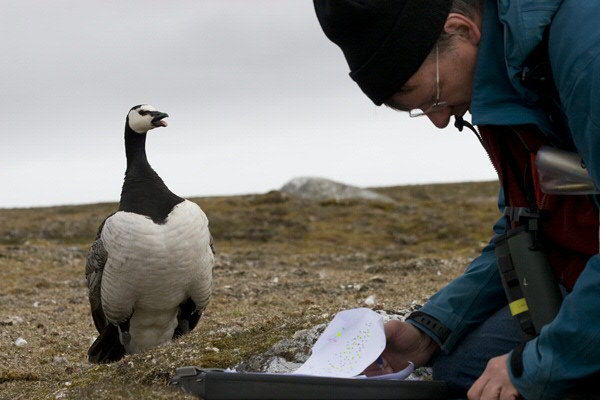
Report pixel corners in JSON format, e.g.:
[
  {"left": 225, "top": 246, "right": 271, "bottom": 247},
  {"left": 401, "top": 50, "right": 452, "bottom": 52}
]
[
  {"left": 362, "top": 356, "right": 398, "bottom": 376},
  {"left": 363, "top": 364, "right": 386, "bottom": 377},
  {"left": 467, "top": 375, "right": 485, "bottom": 399},
  {"left": 467, "top": 354, "right": 521, "bottom": 400},
  {"left": 363, "top": 361, "right": 381, "bottom": 376},
  {"left": 468, "top": 383, "right": 519, "bottom": 400}
]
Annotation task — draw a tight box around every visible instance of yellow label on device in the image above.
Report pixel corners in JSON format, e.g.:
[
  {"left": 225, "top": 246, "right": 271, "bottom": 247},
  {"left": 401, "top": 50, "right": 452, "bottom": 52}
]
[{"left": 509, "top": 298, "right": 529, "bottom": 316}]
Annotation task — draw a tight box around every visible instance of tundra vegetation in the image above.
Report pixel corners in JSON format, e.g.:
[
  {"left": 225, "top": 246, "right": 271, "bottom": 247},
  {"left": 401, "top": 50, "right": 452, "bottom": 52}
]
[{"left": 0, "top": 181, "right": 499, "bottom": 399}]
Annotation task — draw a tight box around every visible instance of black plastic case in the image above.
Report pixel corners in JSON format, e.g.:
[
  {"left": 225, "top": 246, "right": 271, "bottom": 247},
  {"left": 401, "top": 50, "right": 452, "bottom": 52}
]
[{"left": 169, "top": 367, "right": 447, "bottom": 400}]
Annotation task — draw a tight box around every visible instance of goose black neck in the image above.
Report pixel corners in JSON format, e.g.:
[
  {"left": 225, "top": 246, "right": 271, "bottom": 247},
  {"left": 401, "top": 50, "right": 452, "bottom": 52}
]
[
  {"left": 125, "top": 127, "right": 149, "bottom": 171},
  {"left": 119, "top": 124, "right": 184, "bottom": 224}
]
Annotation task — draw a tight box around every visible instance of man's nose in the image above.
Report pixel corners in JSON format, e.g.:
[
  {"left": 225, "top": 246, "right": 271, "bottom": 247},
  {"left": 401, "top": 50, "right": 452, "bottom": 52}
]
[{"left": 426, "top": 109, "right": 452, "bottom": 129}]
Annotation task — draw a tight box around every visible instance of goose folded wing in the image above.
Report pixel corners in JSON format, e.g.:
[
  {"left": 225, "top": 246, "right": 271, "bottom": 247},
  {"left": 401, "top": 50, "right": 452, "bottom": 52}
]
[{"left": 85, "top": 217, "right": 111, "bottom": 333}]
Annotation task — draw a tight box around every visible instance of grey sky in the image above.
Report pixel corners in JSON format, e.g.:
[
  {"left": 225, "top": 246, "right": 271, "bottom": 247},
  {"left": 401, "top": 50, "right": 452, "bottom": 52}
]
[{"left": 0, "top": 0, "right": 496, "bottom": 208}]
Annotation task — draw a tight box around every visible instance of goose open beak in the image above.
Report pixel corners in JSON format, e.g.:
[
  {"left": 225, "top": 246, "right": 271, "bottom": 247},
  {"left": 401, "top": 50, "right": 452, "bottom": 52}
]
[{"left": 151, "top": 112, "right": 169, "bottom": 127}]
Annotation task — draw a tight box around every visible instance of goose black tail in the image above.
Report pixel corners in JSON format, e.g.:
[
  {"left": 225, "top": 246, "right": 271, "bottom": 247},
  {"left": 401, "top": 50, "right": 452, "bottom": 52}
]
[
  {"left": 88, "top": 324, "right": 126, "bottom": 364},
  {"left": 174, "top": 298, "right": 201, "bottom": 338}
]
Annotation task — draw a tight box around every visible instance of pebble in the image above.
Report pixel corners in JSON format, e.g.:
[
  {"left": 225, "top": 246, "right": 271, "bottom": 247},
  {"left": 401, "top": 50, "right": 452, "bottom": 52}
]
[
  {"left": 15, "top": 337, "right": 28, "bottom": 346},
  {"left": 364, "top": 295, "right": 376, "bottom": 306},
  {"left": 368, "top": 276, "right": 385, "bottom": 283},
  {"left": 1, "top": 316, "right": 24, "bottom": 326},
  {"left": 53, "top": 355, "right": 69, "bottom": 364}
]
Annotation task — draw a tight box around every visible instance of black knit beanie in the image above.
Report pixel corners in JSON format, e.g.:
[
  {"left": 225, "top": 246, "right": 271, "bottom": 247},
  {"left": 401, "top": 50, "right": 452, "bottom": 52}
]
[{"left": 314, "top": 0, "right": 452, "bottom": 106}]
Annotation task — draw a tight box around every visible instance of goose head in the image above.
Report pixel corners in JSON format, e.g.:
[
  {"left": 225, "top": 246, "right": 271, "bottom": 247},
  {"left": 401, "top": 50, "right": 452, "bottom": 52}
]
[{"left": 127, "top": 104, "right": 169, "bottom": 134}]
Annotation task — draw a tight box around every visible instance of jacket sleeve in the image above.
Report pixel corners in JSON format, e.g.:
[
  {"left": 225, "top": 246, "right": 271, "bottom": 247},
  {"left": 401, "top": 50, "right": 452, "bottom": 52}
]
[
  {"left": 407, "top": 190, "right": 508, "bottom": 351},
  {"left": 508, "top": 256, "right": 600, "bottom": 399},
  {"left": 508, "top": 10, "right": 600, "bottom": 398}
]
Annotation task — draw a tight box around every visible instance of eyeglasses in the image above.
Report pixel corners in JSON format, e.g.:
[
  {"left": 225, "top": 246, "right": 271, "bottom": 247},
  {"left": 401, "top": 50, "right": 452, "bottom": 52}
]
[{"left": 408, "top": 45, "right": 448, "bottom": 118}]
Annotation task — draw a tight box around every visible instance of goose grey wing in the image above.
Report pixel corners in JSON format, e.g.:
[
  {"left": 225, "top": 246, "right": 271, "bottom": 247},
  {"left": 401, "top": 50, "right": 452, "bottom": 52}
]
[
  {"left": 85, "top": 215, "right": 112, "bottom": 334},
  {"left": 85, "top": 215, "right": 128, "bottom": 363}
]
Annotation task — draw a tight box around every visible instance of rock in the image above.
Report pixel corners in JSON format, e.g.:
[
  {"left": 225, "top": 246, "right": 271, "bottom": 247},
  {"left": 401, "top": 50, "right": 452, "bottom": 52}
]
[
  {"left": 235, "top": 307, "right": 430, "bottom": 380},
  {"left": 280, "top": 177, "right": 394, "bottom": 203},
  {"left": 235, "top": 323, "right": 326, "bottom": 373},
  {"left": 15, "top": 337, "right": 27, "bottom": 346},
  {"left": 368, "top": 276, "right": 385, "bottom": 283},
  {"left": 364, "top": 295, "right": 376, "bottom": 306},
  {"left": 1, "top": 316, "right": 24, "bottom": 326},
  {"left": 53, "top": 356, "right": 69, "bottom": 364}
]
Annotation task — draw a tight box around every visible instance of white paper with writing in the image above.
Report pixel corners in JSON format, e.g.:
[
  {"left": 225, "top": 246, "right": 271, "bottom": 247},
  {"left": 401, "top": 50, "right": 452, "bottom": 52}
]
[{"left": 293, "top": 308, "right": 386, "bottom": 378}]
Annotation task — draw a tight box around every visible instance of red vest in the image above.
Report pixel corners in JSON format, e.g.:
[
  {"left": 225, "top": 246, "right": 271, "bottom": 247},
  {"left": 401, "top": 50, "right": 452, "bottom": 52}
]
[{"left": 479, "top": 125, "right": 598, "bottom": 291}]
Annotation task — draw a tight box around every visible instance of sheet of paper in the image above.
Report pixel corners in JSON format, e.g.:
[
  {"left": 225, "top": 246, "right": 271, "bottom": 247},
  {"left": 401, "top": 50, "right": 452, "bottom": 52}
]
[{"left": 292, "top": 308, "right": 386, "bottom": 378}]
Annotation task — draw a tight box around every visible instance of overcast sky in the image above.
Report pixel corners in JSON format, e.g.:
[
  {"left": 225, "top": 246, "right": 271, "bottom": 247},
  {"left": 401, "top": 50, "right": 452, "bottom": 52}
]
[{"left": 0, "top": 0, "right": 496, "bottom": 209}]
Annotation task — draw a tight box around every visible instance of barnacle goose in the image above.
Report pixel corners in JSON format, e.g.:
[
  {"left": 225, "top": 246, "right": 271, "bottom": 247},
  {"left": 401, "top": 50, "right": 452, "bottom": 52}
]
[{"left": 85, "top": 104, "right": 214, "bottom": 363}]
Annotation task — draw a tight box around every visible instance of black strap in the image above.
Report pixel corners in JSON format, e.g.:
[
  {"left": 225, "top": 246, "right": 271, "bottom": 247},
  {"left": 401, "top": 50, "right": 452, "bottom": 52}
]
[
  {"left": 406, "top": 311, "right": 450, "bottom": 345},
  {"left": 454, "top": 116, "right": 484, "bottom": 148},
  {"left": 510, "top": 342, "right": 526, "bottom": 378},
  {"left": 494, "top": 233, "right": 536, "bottom": 338}
]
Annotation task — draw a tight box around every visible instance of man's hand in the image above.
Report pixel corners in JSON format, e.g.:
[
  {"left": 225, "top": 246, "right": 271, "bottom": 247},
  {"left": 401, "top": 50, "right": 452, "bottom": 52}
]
[
  {"left": 467, "top": 354, "right": 522, "bottom": 400},
  {"left": 363, "top": 320, "right": 439, "bottom": 376}
]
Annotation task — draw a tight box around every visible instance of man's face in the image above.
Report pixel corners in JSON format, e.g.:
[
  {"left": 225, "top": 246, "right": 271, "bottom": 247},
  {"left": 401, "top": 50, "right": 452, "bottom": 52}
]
[
  {"left": 385, "top": 14, "right": 481, "bottom": 129},
  {"left": 386, "top": 42, "right": 478, "bottom": 129}
]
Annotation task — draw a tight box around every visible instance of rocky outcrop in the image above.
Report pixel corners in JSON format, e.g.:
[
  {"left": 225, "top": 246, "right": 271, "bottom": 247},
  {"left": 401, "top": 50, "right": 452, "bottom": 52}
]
[{"left": 280, "top": 177, "right": 394, "bottom": 203}]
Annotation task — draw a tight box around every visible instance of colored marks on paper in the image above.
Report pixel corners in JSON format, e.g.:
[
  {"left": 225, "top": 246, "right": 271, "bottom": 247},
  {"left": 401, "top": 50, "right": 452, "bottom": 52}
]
[{"left": 293, "top": 308, "right": 386, "bottom": 378}]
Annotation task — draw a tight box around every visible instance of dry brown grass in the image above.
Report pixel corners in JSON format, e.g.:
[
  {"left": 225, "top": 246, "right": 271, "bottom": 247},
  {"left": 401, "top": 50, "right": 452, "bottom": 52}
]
[{"left": 0, "top": 181, "right": 500, "bottom": 399}]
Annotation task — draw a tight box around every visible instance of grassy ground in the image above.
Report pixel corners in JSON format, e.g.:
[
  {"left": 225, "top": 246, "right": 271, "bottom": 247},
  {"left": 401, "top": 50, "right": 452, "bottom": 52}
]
[{"left": 0, "top": 181, "right": 500, "bottom": 399}]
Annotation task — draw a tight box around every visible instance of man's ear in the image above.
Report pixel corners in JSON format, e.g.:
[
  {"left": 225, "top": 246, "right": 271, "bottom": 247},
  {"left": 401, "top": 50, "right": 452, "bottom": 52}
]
[{"left": 443, "top": 13, "right": 481, "bottom": 45}]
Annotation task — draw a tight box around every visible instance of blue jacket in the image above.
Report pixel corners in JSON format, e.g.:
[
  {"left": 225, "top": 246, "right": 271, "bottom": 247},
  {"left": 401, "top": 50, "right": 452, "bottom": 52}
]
[{"left": 411, "top": 1, "right": 600, "bottom": 398}]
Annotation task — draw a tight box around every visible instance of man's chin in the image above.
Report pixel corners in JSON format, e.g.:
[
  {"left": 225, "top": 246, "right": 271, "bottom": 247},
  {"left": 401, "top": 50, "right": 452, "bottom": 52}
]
[{"left": 454, "top": 106, "right": 470, "bottom": 118}]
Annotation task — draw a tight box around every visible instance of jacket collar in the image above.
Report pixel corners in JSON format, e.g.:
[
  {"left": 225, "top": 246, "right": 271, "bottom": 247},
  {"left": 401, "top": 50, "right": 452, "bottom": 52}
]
[{"left": 470, "top": 0, "right": 561, "bottom": 132}]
